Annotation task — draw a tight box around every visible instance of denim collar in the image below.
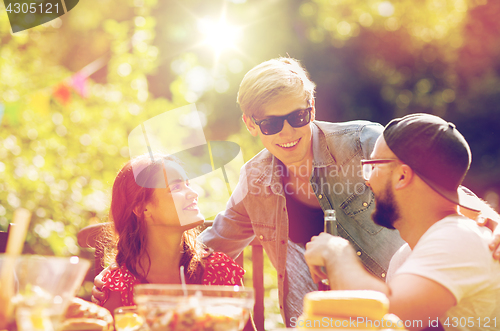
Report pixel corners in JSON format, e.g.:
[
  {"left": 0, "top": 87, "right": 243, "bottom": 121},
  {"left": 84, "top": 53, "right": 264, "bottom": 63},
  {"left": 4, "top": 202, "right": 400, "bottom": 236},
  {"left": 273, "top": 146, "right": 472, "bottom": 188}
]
[
  {"left": 258, "top": 122, "right": 336, "bottom": 192},
  {"left": 311, "top": 121, "right": 336, "bottom": 168}
]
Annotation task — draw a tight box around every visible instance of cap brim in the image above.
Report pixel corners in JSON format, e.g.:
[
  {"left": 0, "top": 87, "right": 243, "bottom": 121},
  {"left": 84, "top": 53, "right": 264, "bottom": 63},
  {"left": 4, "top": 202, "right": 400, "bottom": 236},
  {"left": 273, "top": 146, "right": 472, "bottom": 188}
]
[
  {"left": 416, "top": 171, "right": 480, "bottom": 212},
  {"left": 457, "top": 185, "right": 483, "bottom": 213}
]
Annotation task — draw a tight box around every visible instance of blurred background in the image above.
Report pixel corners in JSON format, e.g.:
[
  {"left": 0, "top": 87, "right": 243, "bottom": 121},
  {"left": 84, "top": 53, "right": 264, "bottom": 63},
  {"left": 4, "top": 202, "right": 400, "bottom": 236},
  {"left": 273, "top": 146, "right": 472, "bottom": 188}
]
[{"left": 1, "top": 0, "right": 499, "bottom": 328}]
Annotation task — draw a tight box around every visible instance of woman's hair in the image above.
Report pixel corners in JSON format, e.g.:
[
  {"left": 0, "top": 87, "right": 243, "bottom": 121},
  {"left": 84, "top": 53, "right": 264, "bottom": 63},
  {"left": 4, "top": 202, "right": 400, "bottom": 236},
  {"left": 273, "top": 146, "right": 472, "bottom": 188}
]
[
  {"left": 237, "top": 57, "right": 316, "bottom": 117},
  {"left": 101, "top": 153, "right": 206, "bottom": 283}
]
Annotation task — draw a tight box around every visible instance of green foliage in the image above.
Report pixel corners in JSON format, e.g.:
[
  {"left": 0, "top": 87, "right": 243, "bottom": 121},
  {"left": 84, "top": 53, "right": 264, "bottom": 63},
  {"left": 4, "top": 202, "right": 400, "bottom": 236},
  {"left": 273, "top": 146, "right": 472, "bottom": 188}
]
[
  {"left": 300, "top": 0, "right": 498, "bottom": 114},
  {"left": 298, "top": 0, "right": 500, "bottom": 195},
  {"left": 1, "top": 0, "right": 163, "bottom": 257}
]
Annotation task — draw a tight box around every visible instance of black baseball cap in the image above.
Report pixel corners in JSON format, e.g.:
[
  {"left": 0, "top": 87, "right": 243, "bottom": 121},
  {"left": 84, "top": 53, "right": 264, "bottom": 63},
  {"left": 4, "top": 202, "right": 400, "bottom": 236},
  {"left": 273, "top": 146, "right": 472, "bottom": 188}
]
[{"left": 383, "top": 113, "right": 479, "bottom": 211}]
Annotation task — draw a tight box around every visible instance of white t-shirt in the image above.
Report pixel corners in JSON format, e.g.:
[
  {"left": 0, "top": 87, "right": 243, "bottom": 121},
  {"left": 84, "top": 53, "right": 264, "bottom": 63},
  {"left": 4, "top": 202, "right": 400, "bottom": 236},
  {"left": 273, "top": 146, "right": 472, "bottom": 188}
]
[
  {"left": 391, "top": 215, "right": 500, "bottom": 331},
  {"left": 386, "top": 242, "right": 411, "bottom": 283}
]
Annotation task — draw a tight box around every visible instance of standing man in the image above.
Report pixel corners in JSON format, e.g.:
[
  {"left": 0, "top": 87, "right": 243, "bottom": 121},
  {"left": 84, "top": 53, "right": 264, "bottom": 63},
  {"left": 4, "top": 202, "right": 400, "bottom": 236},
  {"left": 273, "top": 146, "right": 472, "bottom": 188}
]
[
  {"left": 304, "top": 114, "right": 500, "bottom": 330},
  {"left": 198, "top": 57, "right": 405, "bottom": 325}
]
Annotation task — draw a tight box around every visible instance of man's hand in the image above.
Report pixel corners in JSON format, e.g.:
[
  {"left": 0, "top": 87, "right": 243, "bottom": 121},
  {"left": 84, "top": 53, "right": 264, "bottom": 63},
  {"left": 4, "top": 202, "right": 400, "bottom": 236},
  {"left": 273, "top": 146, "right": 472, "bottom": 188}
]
[
  {"left": 91, "top": 264, "right": 116, "bottom": 305},
  {"left": 305, "top": 233, "right": 389, "bottom": 294},
  {"left": 490, "top": 231, "right": 500, "bottom": 260},
  {"left": 304, "top": 233, "right": 331, "bottom": 283},
  {"left": 477, "top": 216, "right": 500, "bottom": 260},
  {"left": 304, "top": 233, "right": 352, "bottom": 284},
  {"left": 459, "top": 196, "right": 500, "bottom": 261}
]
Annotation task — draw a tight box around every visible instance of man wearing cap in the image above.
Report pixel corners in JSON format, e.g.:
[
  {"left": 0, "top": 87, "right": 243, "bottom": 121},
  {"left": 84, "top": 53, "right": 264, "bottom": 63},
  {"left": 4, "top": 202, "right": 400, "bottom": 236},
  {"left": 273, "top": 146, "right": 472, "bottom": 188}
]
[{"left": 304, "top": 113, "right": 500, "bottom": 330}]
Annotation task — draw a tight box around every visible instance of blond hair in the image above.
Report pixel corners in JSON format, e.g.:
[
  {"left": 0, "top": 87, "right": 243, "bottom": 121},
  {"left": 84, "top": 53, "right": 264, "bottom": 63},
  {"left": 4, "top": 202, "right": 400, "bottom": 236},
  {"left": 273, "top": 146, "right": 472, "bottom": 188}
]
[{"left": 237, "top": 57, "right": 316, "bottom": 117}]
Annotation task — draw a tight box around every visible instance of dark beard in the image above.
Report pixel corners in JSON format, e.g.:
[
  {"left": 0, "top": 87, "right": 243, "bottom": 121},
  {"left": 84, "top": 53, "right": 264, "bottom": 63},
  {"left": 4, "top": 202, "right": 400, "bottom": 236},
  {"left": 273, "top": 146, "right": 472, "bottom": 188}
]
[{"left": 372, "top": 183, "right": 399, "bottom": 230}]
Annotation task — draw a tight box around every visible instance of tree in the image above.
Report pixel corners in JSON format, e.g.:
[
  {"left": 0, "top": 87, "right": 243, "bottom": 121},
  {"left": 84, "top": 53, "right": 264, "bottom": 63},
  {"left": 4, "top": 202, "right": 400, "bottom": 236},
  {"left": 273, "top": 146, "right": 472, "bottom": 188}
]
[{"left": 297, "top": 0, "right": 500, "bottom": 198}]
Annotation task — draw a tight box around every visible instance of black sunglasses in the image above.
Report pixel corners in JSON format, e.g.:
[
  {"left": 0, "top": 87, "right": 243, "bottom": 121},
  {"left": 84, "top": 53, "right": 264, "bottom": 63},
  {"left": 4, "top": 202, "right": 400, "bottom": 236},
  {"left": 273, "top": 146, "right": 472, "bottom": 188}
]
[{"left": 252, "top": 107, "right": 312, "bottom": 135}]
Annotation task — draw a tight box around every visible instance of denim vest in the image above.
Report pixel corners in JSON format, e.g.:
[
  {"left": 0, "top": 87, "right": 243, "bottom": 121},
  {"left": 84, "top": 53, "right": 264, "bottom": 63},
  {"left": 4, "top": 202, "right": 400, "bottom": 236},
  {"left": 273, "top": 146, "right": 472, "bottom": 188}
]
[{"left": 199, "top": 120, "right": 405, "bottom": 323}]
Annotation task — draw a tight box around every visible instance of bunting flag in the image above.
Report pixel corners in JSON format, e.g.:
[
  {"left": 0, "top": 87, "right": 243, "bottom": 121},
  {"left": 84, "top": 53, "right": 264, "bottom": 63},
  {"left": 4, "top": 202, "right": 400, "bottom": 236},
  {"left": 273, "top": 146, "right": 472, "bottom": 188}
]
[
  {"left": 29, "top": 91, "right": 51, "bottom": 116},
  {"left": 70, "top": 72, "right": 88, "bottom": 98},
  {"left": 2, "top": 53, "right": 105, "bottom": 126},
  {"left": 4, "top": 102, "right": 21, "bottom": 125},
  {"left": 53, "top": 83, "right": 72, "bottom": 105}
]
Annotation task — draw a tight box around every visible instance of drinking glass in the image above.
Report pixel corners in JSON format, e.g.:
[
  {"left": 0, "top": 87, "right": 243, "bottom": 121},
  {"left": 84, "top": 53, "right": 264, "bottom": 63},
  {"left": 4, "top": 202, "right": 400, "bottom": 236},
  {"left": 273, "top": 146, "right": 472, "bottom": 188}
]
[{"left": 0, "top": 254, "right": 90, "bottom": 331}]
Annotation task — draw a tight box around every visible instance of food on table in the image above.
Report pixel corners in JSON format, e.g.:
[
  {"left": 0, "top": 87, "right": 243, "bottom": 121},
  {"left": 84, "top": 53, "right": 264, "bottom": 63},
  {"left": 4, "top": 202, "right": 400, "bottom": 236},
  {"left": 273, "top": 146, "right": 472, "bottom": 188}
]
[
  {"left": 114, "top": 311, "right": 144, "bottom": 331},
  {"left": 60, "top": 318, "right": 110, "bottom": 331},
  {"left": 303, "top": 290, "right": 389, "bottom": 320},
  {"left": 297, "top": 290, "right": 406, "bottom": 330},
  {"left": 14, "top": 288, "right": 113, "bottom": 331},
  {"left": 63, "top": 298, "right": 114, "bottom": 331},
  {"left": 136, "top": 295, "right": 249, "bottom": 331}
]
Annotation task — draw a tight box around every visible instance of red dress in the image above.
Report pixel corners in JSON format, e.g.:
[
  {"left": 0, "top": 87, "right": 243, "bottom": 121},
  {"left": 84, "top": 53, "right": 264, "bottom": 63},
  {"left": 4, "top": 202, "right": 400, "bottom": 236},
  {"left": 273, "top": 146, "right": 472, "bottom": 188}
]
[{"left": 101, "top": 252, "right": 245, "bottom": 306}]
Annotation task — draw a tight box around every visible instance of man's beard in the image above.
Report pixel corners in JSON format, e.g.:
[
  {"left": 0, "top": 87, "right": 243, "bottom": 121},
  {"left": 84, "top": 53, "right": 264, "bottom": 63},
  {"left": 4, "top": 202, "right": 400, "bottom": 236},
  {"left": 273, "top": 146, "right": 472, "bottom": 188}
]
[{"left": 372, "top": 181, "right": 400, "bottom": 230}]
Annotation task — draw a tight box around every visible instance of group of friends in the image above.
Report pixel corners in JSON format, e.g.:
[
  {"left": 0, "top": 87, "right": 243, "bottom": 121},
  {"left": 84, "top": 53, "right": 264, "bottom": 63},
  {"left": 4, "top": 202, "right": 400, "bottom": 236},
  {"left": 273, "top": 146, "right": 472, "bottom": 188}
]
[{"left": 92, "top": 57, "right": 500, "bottom": 331}]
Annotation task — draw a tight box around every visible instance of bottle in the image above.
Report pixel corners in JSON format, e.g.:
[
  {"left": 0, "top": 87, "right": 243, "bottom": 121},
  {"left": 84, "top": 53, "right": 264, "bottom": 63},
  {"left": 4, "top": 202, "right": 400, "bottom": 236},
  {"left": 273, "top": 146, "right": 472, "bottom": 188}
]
[
  {"left": 318, "top": 209, "right": 337, "bottom": 291},
  {"left": 324, "top": 209, "right": 337, "bottom": 236}
]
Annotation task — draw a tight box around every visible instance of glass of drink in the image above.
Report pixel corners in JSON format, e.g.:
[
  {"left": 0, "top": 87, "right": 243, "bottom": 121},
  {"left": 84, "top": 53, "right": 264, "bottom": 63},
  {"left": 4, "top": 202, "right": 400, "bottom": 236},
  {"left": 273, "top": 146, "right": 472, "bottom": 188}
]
[{"left": 0, "top": 254, "right": 90, "bottom": 331}]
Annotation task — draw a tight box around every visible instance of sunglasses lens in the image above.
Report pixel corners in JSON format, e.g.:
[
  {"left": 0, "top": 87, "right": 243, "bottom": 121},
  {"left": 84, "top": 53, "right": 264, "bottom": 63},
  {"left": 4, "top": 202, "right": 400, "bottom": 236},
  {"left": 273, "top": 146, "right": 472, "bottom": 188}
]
[
  {"left": 256, "top": 108, "right": 311, "bottom": 135},
  {"left": 260, "top": 118, "right": 284, "bottom": 135},
  {"left": 288, "top": 109, "right": 311, "bottom": 128}
]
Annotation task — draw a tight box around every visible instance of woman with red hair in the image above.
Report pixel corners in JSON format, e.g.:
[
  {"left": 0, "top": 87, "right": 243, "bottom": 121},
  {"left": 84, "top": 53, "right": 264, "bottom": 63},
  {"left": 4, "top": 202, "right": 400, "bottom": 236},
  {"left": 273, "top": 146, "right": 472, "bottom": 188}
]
[{"left": 99, "top": 153, "right": 244, "bottom": 313}]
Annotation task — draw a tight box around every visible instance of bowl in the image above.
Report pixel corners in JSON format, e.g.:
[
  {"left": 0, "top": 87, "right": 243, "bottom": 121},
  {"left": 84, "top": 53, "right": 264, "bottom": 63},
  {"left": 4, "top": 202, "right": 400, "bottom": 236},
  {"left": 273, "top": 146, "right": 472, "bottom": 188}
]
[
  {"left": 114, "top": 306, "right": 144, "bottom": 331},
  {"left": 0, "top": 254, "right": 90, "bottom": 331},
  {"left": 134, "top": 284, "right": 254, "bottom": 331}
]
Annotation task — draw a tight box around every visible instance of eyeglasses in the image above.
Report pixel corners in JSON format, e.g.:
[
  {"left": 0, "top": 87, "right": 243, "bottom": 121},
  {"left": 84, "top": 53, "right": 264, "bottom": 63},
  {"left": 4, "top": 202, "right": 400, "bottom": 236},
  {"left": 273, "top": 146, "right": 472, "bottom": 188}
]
[
  {"left": 360, "top": 159, "right": 400, "bottom": 181},
  {"left": 252, "top": 107, "right": 312, "bottom": 135}
]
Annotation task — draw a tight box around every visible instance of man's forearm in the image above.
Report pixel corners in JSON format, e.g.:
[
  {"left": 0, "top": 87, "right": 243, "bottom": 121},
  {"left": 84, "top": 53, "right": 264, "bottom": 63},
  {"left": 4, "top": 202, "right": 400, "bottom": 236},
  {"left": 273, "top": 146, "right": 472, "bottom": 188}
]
[{"left": 198, "top": 209, "right": 255, "bottom": 260}]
